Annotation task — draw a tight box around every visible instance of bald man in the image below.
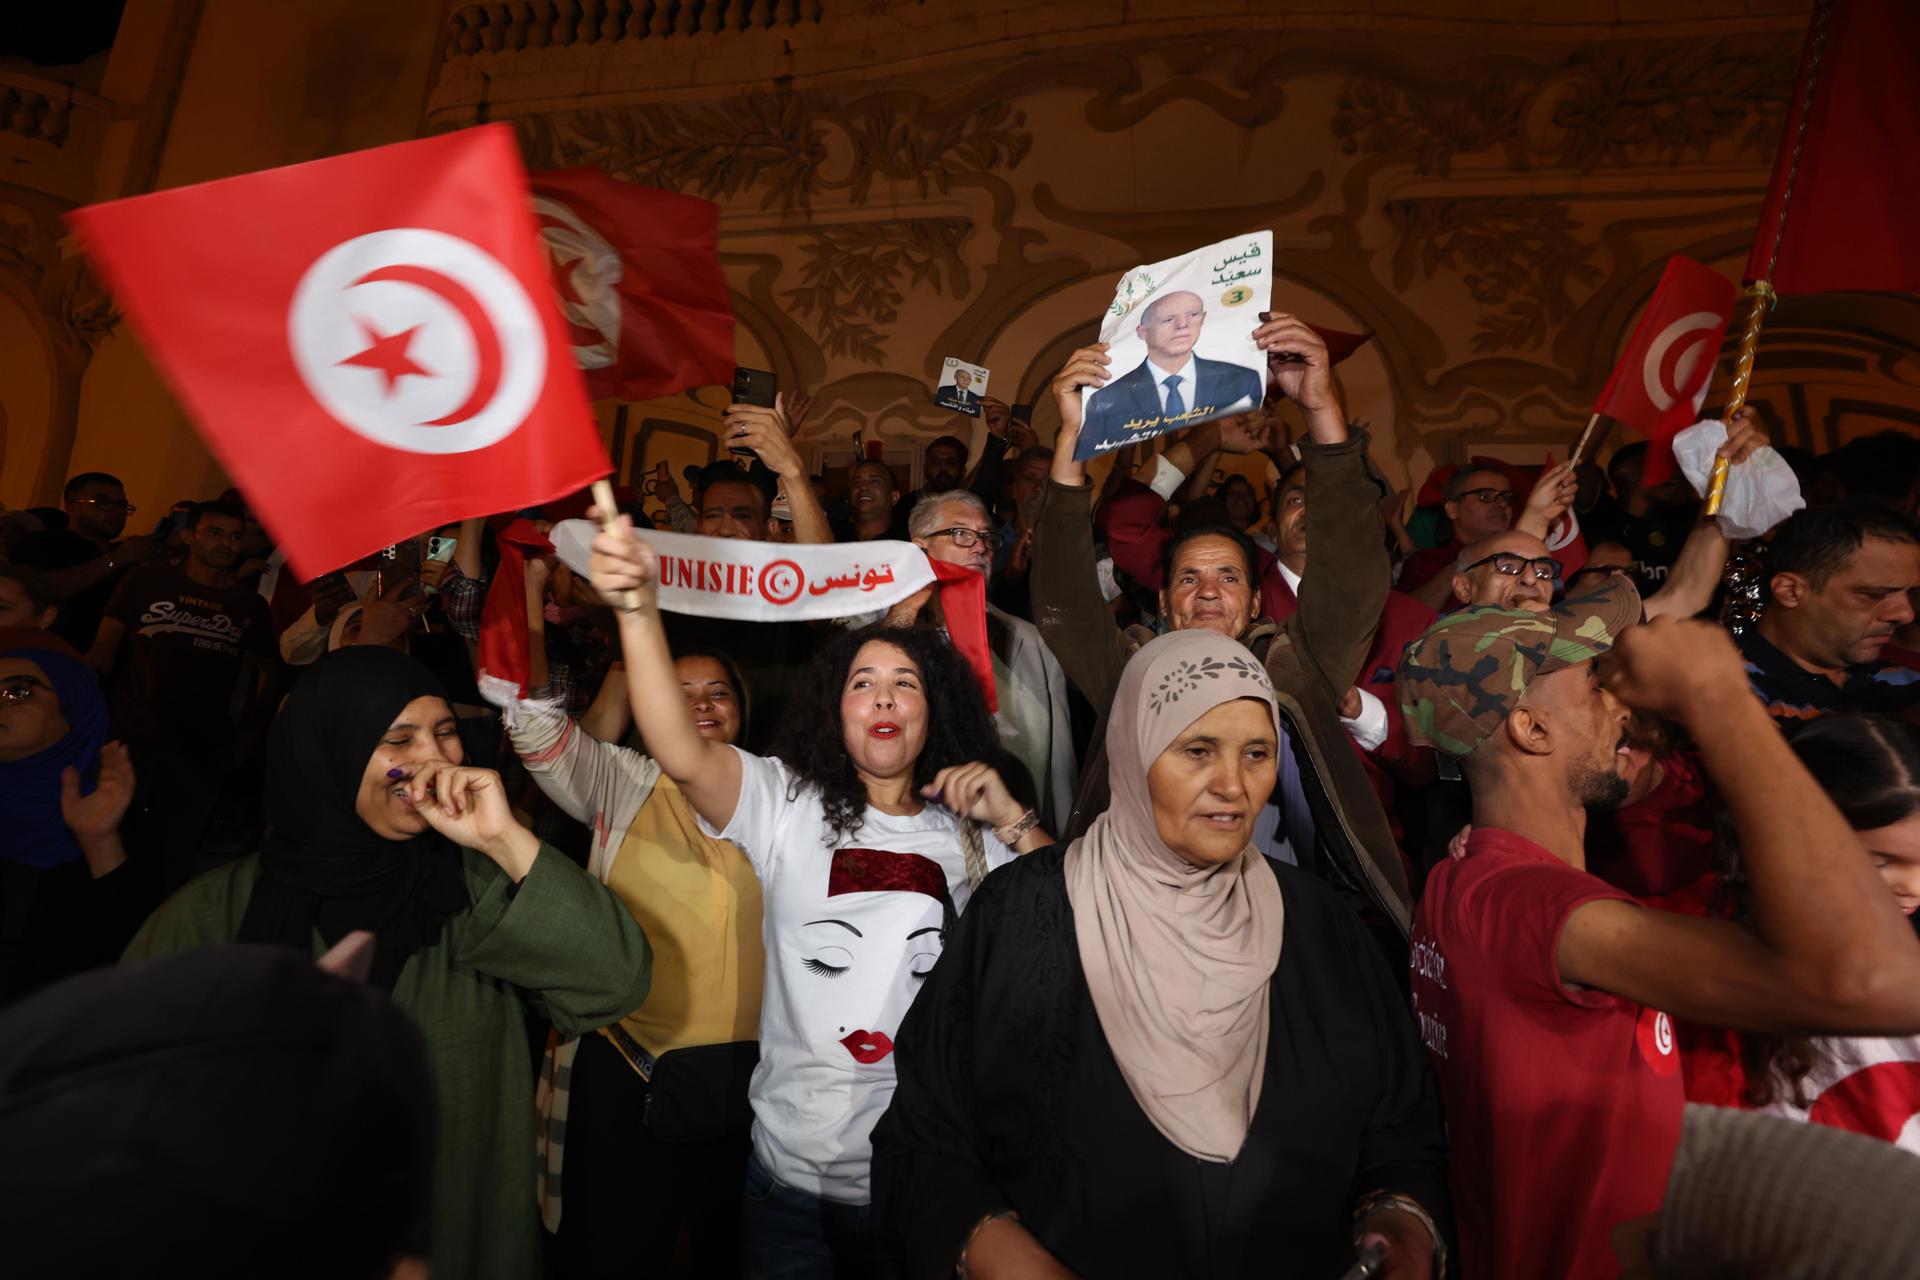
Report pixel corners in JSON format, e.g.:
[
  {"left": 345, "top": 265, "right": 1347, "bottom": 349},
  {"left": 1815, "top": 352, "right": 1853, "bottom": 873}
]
[
  {"left": 1451, "top": 530, "right": 1560, "bottom": 613},
  {"left": 1083, "top": 289, "right": 1263, "bottom": 443}
]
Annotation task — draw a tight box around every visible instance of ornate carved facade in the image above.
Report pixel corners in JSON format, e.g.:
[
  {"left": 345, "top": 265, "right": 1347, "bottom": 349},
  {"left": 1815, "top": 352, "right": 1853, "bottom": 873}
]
[{"left": 6, "top": 0, "right": 1913, "bottom": 513}]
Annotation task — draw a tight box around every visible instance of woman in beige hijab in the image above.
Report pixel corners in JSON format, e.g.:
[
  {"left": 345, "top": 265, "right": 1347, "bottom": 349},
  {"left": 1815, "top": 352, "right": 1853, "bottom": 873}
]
[{"left": 872, "top": 630, "right": 1449, "bottom": 1279}]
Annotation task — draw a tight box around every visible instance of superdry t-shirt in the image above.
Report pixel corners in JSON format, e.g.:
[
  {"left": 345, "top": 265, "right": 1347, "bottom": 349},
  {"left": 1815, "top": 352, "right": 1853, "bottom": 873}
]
[{"left": 102, "top": 563, "right": 274, "bottom": 750}]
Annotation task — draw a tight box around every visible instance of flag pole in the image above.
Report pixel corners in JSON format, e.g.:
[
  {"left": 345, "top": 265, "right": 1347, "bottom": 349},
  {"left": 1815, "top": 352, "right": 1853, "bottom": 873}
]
[
  {"left": 590, "top": 477, "right": 642, "bottom": 612},
  {"left": 1704, "top": 0, "right": 1830, "bottom": 515},
  {"left": 1570, "top": 412, "right": 1603, "bottom": 467}
]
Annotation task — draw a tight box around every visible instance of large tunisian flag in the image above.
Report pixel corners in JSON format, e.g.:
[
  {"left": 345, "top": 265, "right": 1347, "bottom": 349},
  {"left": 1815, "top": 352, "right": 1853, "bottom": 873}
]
[
  {"left": 1748, "top": 0, "right": 1920, "bottom": 294},
  {"left": 528, "top": 168, "right": 736, "bottom": 401},
  {"left": 68, "top": 125, "right": 611, "bottom": 579},
  {"left": 1592, "top": 255, "right": 1737, "bottom": 485}
]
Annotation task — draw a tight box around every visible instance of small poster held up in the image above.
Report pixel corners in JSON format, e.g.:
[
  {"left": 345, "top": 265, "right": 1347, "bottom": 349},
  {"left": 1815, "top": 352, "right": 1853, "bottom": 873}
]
[
  {"left": 934, "top": 357, "right": 990, "bottom": 416},
  {"left": 1076, "top": 230, "right": 1273, "bottom": 460}
]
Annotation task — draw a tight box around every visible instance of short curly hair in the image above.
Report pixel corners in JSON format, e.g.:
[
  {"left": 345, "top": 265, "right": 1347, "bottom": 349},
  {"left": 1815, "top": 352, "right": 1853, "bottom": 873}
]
[{"left": 768, "top": 623, "right": 999, "bottom": 845}]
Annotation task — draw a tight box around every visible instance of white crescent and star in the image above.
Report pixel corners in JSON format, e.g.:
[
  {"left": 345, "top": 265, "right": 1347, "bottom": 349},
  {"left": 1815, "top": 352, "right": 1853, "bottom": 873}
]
[
  {"left": 1642, "top": 310, "right": 1723, "bottom": 413},
  {"left": 288, "top": 227, "right": 545, "bottom": 456},
  {"left": 532, "top": 195, "right": 622, "bottom": 369}
]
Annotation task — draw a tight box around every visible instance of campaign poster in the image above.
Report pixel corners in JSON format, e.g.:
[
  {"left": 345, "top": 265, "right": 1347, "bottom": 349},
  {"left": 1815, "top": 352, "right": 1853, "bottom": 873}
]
[
  {"left": 934, "top": 356, "right": 990, "bottom": 416},
  {"left": 1075, "top": 230, "right": 1272, "bottom": 460}
]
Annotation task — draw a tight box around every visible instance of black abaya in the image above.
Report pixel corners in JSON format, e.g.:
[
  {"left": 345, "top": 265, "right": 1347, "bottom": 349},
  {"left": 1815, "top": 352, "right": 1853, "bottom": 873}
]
[{"left": 872, "top": 847, "right": 1451, "bottom": 1279}]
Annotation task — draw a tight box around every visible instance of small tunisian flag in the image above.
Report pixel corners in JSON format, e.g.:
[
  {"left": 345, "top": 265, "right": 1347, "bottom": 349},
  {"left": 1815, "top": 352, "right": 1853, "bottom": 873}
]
[
  {"left": 1747, "top": 0, "right": 1920, "bottom": 295},
  {"left": 1592, "top": 255, "right": 1737, "bottom": 485},
  {"left": 528, "top": 168, "right": 736, "bottom": 401},
  {"left": 67, "top": 125, "right": 610, "bottom": 579}
]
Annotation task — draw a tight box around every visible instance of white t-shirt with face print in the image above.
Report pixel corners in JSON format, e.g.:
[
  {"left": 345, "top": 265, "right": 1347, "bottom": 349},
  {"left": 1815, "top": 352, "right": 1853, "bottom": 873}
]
[{"left": 702, "top": 747, "right": 1015, "bottom": 1204}]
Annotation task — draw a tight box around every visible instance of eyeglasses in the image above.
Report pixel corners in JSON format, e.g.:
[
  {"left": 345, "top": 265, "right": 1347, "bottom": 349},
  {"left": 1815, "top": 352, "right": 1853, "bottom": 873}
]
[
  {"left": 77, "top": 497, "right": 135, "bottom": 514},
  {"left": 928, "top": 527, "right": 1002, "bottom": 552},
  {"left": 0, "top": 676, "right": 51, "bottom": 705},
  {"left": 1464, "top": 552, "right": 1563, "bottom": 581},
  {"left": 1458, "top": 488, "right": 1514, "bottom": 507}
]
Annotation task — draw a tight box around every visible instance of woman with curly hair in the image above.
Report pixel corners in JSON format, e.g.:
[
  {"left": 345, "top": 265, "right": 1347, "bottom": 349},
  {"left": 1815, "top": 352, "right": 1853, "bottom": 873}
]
[
  {"left": 588, "top": 515, "right": 1051, "bottom": 1279},
  {"left": 1685, "top": 713, "right": 1920, "bottom": 1150}
]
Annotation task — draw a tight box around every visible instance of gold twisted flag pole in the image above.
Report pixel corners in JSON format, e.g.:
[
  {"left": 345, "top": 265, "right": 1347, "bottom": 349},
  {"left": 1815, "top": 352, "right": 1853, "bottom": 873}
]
[{"left": 1705, "top": 0, "right": 1830, "bottom": 515}]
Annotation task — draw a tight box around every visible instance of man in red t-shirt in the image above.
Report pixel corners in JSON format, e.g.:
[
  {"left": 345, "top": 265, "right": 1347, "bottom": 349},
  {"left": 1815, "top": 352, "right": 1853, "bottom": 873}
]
[{"left": 1397, "top": 583, "right": 1920, "bottom": 1279}]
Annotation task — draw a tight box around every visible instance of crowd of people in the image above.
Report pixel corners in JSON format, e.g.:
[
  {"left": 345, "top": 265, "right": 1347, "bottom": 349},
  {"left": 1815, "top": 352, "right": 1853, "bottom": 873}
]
[{"left": 7, "top": 307, "right": 1920, "bottom": 1279}]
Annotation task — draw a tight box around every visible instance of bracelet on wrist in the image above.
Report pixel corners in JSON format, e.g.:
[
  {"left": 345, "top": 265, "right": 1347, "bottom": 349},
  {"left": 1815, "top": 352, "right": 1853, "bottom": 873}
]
[
  {"left": 1352, "top": 1192, "right": 1446, "bottom": 1277},
  {"left": 956, "top": 1208, "right": 1019, "bottom": 1280},
  {"left": 994, "top": 808, "right": 1039, "bottom": 846}
]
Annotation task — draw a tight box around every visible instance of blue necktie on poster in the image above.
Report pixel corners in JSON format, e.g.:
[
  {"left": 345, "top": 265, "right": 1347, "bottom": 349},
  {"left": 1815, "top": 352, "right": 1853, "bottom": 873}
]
[{"left": 1076, "top": 230, "right": 1272, "bottom": 460}]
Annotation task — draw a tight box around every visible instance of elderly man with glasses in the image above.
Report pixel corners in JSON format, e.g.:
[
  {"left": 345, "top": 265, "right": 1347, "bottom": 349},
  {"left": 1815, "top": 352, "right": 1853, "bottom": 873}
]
[
  {"left": 1403, "top": 461, "right": 1586, "bottom": 613},
  {"left": 1448, "top": 412, "right": 1775, "bottom": 620},
  {"left": 879, "top": 489, "right": 1077, "bottom": 832},
  {"left": 1452, "top": 531, "right": 1564, "bottom": 614}
]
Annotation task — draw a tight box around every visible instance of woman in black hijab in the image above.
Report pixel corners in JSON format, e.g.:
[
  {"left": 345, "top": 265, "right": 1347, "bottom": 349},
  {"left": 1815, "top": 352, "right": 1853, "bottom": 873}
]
[{"left": 126, "top": 646, "right": 653, "bottom": 1280}]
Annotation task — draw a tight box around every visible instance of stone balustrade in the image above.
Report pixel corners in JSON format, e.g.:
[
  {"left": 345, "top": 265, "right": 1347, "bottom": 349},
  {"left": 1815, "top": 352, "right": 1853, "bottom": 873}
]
[
  {"left": 445, "top": 0, "right": 825, "bottom": 56},
  {"left": 0, "top": 71, "right": 114, "bottom": 148}
]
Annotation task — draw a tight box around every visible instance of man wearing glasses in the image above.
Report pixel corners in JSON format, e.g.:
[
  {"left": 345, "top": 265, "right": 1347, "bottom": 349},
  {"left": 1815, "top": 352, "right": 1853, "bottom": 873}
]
[
  {"left": 1445, "top": 413, "right": 1773, "bottom": 620},
  {"left": 1451, "top": 532, "right": 1563, "bottom": 614},
  {"left": 890, "top": 489, "right": 1076, "bottom": 832},
  {"left": 1402, "top": 462, "right": 1584, "bottom": 613},
  {"left": 11, "top": 473, "right": 163, "bottom": 652}
]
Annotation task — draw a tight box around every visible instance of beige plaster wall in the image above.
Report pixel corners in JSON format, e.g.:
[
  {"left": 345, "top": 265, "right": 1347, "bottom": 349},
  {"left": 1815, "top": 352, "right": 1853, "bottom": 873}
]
[{"left": 7, "top": 0, "right": 1916, "bottom": 529}]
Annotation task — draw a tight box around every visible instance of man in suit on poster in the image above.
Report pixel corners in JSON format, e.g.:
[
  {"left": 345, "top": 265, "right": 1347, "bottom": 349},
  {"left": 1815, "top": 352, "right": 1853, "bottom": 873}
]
[
  {"left": 1084, "top": 289, "right": 1263, "bottom": 444},
  {"left": 937, "top": 365, "right": 982, "bottom": 414}
]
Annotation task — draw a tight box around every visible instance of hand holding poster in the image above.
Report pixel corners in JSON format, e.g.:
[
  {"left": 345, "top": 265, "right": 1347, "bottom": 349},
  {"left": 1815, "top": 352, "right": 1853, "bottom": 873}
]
[{"left": 1076, "top": 230, "right": 1273, "bottom": 460}]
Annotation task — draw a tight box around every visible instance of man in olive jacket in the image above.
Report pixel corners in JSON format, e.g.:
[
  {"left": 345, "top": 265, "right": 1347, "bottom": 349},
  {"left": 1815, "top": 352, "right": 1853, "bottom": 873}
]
[{"left": 1033, "top": 318, "right": 1412, "bottom": 934}]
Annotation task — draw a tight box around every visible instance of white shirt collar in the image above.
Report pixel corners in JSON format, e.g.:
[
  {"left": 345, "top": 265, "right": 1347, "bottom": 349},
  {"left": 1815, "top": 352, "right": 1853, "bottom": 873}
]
[
  {"left": 1277, "top": 561, "right": 1302, "bottom": 596},
  {"left": 1151, "top": 357, "right": 1196, "bottom": 394}
]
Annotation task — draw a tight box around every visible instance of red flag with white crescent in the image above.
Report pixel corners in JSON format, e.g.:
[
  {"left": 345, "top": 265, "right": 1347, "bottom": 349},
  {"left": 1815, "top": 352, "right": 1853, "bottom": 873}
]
[
  {"left": 1591, "top": 255, "right": 1737, "bottom": 485},
  {"left": 66, "top": 125, "right": 611, "bottom": 579},
  {"left": 527, "top": 167, "right": 736, "bottom": 402}
]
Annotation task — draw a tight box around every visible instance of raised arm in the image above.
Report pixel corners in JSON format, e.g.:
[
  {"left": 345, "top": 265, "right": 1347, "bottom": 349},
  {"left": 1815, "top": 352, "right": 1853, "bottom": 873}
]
[
  {"left": 1514, "top": 461, "right": 1577, "bottom": 539},
  {"left": 1254, "top": 315, "right": 1388, "bottom": 701},
  {"left": 586, "top": 514, "right": 744, "bottom": 832},
  {"left": 450, "top": 516, "right": 485, "bottom": 584},
  {"left": 30, "top": 531, "right": 160, "bottom": 603},
  {"left": 579, "top": 661, "right": 633, "bottom": 744},
  {"left": 1046, "top": 344, "right": 1108, "bottom": 491},
  {"left": 524, "top": 556, "right": 553, "bottom": 695},
  {"left": 1561, "top": 619, "right": 1920, "bottom": 1035},
  {"left": 1033, "top": 344, "right": 1131, "bottom": 709},
  {"left": 495, "top": 684, "right": 659, "bottom": 832},
  {"left": 1642, "top": 410, "right": 1769, "bottom": 621},
  {"left": 725, "top": 394, "right": 832, "bottom": 545}
]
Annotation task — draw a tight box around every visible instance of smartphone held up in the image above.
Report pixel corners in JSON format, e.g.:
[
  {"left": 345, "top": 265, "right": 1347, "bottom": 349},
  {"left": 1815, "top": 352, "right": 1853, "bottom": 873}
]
[{"left": 729, "top": 367, "right": 778, "bottom": 459}]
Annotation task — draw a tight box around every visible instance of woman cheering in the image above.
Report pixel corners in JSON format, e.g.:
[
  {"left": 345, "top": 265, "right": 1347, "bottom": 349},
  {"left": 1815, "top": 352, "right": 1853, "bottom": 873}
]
[
  {"left": 125, "top": 646, "right": 652, "bottom": 1280},
  {"left": 871, "top": 630, "right": 1451, "bottom": 1279},
  {"left": 588, "top": 515, "right": 1050, "bottom": 1279},
  {"left": 492, "top": 649, "right": 765, "bottom": 1277}
]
